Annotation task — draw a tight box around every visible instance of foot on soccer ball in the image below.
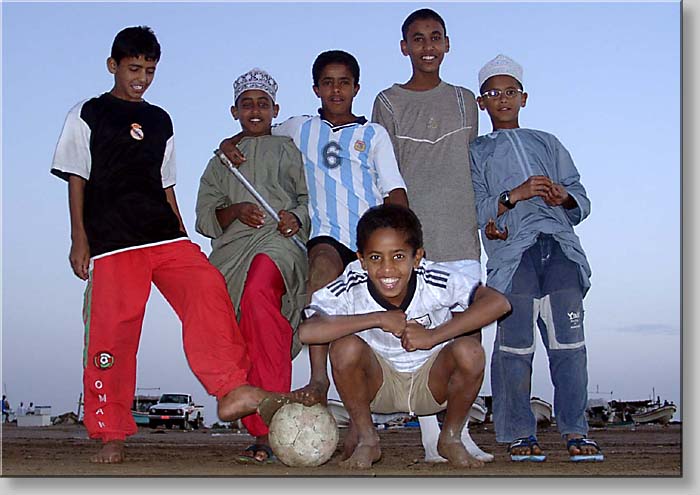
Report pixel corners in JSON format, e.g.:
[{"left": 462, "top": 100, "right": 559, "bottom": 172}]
[
  {"left": 257, "top": 394, "right": 303, "bottom": 425},
  {"left": 338, "top": 442, "right": 381, "bottom": 469},
  {"left": 90, "top": 440, "right": 125, "bottom": 464},
  {"left": 290, "top": 379, "right": 330, "bottom": 406},
  {"left": 437, "top": 438, "right": 484, "bottom": 468}
]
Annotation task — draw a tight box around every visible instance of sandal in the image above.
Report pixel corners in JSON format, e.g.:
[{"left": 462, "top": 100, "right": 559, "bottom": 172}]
[
  {"left": 567, "top": 437, "right": 604, "bottom": 462},
  {"left": 235, "top": 443, "right": 276, "bottom": 464},
  {"left": 508, "top": 435, "right": 547, "bottom": 462}
]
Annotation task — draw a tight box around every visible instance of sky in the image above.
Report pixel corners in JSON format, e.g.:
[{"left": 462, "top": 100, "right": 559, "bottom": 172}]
[{"left": 1, "top": 0, "right": 681, "bottom": 432}]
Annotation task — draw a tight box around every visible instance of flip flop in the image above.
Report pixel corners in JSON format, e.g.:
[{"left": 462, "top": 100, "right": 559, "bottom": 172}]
[
  {"left": 508, "top": 435, "right": 547, "bottom": 462},
  {"left": 235, "top": 443, "right": 276, "bottom": 464},
  {"left": 567, "top": 437, "right": 604, "bottom": 462}
]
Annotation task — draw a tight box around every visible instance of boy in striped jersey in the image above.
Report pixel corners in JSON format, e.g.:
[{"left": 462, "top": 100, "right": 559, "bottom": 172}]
[
  {"left": 220, "top": 51, "right": 408, "bottom": 407},
  {"left": 299, "top": 205, "right": 510, "bottom": 469}
]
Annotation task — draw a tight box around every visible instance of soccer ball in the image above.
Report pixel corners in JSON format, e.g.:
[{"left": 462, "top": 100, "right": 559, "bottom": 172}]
[{"left": 268, "top": 402, "right": 339, "bottom": 467}]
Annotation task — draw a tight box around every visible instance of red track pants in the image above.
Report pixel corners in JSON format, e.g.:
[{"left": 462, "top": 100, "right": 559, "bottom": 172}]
[
  {"left": 238, "top": 254, "right": 293, "bottom": 438},
  {"left": 82, "top": 240, "right": 250, "bottom": 442}
]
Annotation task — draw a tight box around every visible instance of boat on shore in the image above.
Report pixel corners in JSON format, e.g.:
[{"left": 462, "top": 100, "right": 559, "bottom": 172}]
[
  {"left": 530, "top": 397, "right": 553, "bottom": 426},
  {"left": 631, "top": 400, "right": 677, "bottom": 425},
  {"left": 604, "top": 395, "right": 678, "bottom": 426},
  {"left": 586, "top": 398, "right": 614, "bottom": 427},
  {"left": 131, "top": 394, "right": 160, "bottom": 425}
]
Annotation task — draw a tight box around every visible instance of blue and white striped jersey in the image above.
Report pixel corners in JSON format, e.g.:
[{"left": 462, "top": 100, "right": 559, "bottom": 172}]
[
  {"left": 273, "top": 115, "right": 406, "bottom": 250},
  {"left": 305, "top": 259, "right": 481, "bottom": 373}
]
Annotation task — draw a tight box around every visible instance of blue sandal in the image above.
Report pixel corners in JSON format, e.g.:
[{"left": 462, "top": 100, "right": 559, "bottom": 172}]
[
  {"left": 508, "top": 435, "right": 547, "bottom": 462},
  {"left": 567, "top": 437, "right": 604, "bottom": 462}
]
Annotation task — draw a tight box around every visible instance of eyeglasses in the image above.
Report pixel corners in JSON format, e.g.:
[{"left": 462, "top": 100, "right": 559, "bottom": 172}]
[{"left": 481, "top": 88, "right": 523, "bottom": 99}]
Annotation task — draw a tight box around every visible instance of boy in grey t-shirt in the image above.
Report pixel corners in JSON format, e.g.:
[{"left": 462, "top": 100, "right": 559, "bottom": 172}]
[
  {"left": 372, "top": 9, "right": 480, "bottom": 264},
  {"left": 371, "top": 8, "right": 491, "bottom": 463}
]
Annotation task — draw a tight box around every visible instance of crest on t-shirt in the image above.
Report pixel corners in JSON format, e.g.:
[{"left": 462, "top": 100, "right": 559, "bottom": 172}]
[
  {"left": 354, "top": 140, "right": 366, "bottom": 152},
  {"left": 130, "top": 123, "right": 144, "bottom": 141},
  {"left": 410, "top": 314, "right": 432, "bottom": 328}
]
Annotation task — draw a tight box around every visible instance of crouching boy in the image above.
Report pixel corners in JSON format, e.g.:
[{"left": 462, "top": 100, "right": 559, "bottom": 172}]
[{"left": 299, "top": 204, "right": 511, "bottom": 469}]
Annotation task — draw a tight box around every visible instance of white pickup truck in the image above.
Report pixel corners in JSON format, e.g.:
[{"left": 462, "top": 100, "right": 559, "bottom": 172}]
[{"left": 148, "top": 393, "right": 204, "bottom": 430}]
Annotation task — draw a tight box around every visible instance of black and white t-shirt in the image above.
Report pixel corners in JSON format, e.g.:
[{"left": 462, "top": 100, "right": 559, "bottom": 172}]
[
  {"left": 306, "top": 259, "right": 481, "bottom": 373},
  {"left": 51, "top": 93, "right": 186, "bottom": 258}
]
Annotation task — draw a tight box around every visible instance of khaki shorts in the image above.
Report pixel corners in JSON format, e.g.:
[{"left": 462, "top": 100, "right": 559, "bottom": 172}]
[{"left": 369, "top": 349, "right": 447, "bottom": 416}]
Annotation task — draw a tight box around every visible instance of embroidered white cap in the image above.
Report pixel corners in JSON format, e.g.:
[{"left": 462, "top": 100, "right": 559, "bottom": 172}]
[
  {"left": 233, "top": 67, "right": 278, "bottom": 103},
  {"left": 478, "top": 54, "right": 524, "bottom": 89}
]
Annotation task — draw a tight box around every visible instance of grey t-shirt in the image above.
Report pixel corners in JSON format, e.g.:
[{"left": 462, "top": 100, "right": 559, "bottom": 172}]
[{"left": 372, "top": 81, "right": 480, "bottom": 262}]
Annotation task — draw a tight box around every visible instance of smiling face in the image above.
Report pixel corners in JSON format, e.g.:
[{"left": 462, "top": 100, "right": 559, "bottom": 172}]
[
  {"left": 477, "top": 74, "right": 528, "bottom": 130},
  {"left": 312, "top": 63, "right": 359, "bottom": 125},
  {"left": 400, "top": 17, "right": 449, "bottom": 76},
  {"left": 232, "top": 90, "right": 279, "bottom": 137},
  {"left": 108, "top": 55, "right": 157, "bottom": 102},
  {"left": 358, "top": 227, "right": 424, "bottom": 307}
]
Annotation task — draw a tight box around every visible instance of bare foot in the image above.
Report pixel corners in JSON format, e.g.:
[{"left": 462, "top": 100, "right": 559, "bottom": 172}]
[
  {"left": 339, "top": 443, "right": 381, "bottom": 469},
  {"left": 256, "top": 393, "right": 308, "bottom": 425},
  {"left": 290, "top": 380, "right": 329, "bottom": 406},
  {"left": 90, "top": 440, "right": 125, "bottom": 464},
  {"left": 341, "top": 423, "right": 358, "bottom": 461},
  {"left": 217, "top": 385, "right": 267, "bottom": 422},
  {"left": 437, "top": 438, "right": 484, "bottom": 468}
]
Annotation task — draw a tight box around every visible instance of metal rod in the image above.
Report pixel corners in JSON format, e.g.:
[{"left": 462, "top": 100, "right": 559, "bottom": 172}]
[{"left": 214, "top": 149, "right": 307, "bottom": 253}]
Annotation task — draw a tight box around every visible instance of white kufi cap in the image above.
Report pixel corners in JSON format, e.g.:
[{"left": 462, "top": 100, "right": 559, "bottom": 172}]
[
  {"left": 234, "top": 67, "right": 278, "bottom": 103},
  {"left": 478, "top": 54, "right": 523, "bottom": 89}
]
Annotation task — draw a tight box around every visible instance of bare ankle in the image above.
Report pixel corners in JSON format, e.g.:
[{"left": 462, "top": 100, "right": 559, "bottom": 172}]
[{"left": 218, "top": 385, "right": 265, "bottom": 421}]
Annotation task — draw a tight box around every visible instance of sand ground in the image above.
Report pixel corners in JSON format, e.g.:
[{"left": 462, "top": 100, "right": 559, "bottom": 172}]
[{"left": 0, "top": 422, "right": 681, "bottom": 477}]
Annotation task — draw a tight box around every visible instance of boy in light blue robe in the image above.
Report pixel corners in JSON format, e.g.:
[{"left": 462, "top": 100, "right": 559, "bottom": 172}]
[{"left": 469, "top": 54, "right": 603, "bottom": 463}]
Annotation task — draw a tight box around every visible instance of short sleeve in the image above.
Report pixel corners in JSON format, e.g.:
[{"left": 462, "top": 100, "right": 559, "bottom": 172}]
[
  {"left": 461, "top": 87, "right": 479, "bottom": 144},
  {"left": 304, "top": 280, "right": 352, "bottom": 319},
  {"left": 272, "top": 115, "right": 308, "bottom": 140},
  {"left": 444, "top": 266, "right": 482, "bottom": 313},
  {"left": 51, "top": 100, "right": 91, "bottom": 181},
  {"left": 369, "top": 125, "right": 406, "bottom": 197},
  {"left": 161, "top": 135, "right": 177, "bottom": 188},
  {"left": 372, "top": 92, "right": 402, "bottom": 160}
]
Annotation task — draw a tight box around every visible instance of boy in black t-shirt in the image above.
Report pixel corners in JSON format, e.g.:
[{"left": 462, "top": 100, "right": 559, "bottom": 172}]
[{"left": 51, "top": 26, "right": 303, "bottom": 464}]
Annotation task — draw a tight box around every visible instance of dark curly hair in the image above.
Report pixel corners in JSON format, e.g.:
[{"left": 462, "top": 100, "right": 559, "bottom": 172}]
[
  {"left": 401, "top": 8, "right": 446, "bottom": 40},
  {"left": 356, "top": 204, "right": 423, "bottom": 255},
  {"left": 111, "top": 25, "right": 161, "bottom": 63},
  {"left": 312, "top": 50, "right": 360, "bottom": 86}
]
